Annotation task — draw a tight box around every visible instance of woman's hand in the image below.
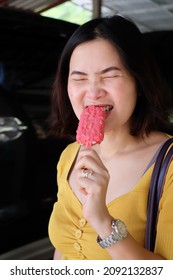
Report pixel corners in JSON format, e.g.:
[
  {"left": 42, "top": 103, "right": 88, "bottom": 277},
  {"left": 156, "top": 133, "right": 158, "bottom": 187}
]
[{"left": 75, "top": 148, "right": 111, "bottom": 231}]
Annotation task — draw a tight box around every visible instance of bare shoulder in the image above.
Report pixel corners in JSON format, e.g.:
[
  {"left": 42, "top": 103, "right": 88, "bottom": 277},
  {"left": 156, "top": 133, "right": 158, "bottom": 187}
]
[{"left": 143, "top": 132, "right": 171, "bottom": 149}]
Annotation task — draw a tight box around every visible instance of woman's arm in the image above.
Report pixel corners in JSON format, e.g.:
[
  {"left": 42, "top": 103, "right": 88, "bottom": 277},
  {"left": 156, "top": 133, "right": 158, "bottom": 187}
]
[{"left": 101, "top": 229, "right": 165, "bottom": 260}]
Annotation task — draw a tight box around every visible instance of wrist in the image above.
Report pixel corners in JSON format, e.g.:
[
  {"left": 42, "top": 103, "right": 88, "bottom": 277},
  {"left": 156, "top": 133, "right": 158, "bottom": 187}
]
[{"left": 91, "top": 215, "right": 113, "bottom": 238}]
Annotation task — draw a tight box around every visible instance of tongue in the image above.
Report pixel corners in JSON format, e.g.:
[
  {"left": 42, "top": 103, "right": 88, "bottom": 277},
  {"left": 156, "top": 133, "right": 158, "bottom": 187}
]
[{"left": 76, "top": 105, "right": 106, "bottom": 148}]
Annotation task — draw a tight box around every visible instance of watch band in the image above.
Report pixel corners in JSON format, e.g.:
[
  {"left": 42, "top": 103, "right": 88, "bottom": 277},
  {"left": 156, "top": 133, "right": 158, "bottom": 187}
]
[{"left": 97, "top": 232, "right": 117, "bottom": 248}]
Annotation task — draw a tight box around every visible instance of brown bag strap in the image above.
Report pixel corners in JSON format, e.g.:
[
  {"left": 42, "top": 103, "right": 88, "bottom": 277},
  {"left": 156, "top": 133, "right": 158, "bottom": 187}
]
[{"left": 145, "top": 138, "right": 173, "bottom": 251}]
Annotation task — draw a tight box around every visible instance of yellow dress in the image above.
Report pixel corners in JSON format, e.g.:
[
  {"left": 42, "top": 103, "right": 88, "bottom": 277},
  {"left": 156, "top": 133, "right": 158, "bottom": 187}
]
[{"left": 48, "top": 142, "right": 173, "bottom": 260}]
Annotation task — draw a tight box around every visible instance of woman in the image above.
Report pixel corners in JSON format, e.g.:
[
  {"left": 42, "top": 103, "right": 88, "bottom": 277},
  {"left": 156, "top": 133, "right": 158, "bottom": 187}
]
[{"left": 48, "top": 15, "right": 173, "bottom": 259}]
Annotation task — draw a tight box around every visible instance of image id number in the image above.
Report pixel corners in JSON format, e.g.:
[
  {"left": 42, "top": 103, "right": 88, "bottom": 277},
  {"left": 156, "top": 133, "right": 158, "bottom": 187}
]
[{"left": 103, "top": 266, "right": 163, "bottom": 276}]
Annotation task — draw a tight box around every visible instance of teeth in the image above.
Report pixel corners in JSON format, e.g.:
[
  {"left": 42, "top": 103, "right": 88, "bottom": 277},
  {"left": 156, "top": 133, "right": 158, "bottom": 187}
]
[{"left": 104, "top": 105, "right": 113, "bottom": 112}]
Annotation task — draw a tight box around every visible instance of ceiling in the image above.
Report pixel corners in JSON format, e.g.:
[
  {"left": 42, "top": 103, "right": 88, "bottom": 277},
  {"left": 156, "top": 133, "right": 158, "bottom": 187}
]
[{"left": 1, "top": 0, "right": 173, "bottom": 32}]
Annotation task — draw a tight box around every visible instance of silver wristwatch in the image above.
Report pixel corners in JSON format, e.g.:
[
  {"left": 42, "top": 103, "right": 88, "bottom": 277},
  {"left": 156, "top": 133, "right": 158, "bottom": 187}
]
[{"left": 97, "top": 219, "right": 128, "bottom": 249}]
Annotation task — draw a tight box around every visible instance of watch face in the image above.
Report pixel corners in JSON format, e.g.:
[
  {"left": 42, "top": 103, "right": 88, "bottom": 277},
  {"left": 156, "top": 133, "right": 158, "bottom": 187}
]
[{"left": 117, "top": 220, "right": 127, "bottom": 237}]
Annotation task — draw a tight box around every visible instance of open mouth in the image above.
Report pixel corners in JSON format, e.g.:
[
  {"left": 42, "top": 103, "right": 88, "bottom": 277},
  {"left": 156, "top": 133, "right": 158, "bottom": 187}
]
[
  {"left": 103, "top": 105, "right": 113, "bottom": 112},
  {"left": 85, "top": 104, "right": 113, "bottom": 112}
]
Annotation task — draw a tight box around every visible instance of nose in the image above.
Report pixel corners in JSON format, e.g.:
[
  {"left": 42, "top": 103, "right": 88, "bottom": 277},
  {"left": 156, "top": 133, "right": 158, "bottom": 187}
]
[{"left": 86, "top": 79, "right": 106, "bottom": 100}]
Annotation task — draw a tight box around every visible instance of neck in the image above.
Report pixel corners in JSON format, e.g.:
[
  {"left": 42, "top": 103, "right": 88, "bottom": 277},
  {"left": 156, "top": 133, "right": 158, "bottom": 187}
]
[{"left": 93, "top": 130, "right": 143, "bottom": 159}]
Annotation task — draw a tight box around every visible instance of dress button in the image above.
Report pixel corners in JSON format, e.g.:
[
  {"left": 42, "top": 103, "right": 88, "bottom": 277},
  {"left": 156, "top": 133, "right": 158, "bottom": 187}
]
[
  {"left": 79, "top": 218, "right": 86, "bottom": 227},
  {"left": 74, "top": 242, "right": 81, "bottom": 251},
  {"left": 75, "top": 229, "right": 82, "bottom": 239}
]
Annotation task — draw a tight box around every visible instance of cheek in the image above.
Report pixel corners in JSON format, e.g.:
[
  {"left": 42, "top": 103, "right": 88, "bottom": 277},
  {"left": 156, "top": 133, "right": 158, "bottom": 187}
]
[
  {"left": 67, "top": 84, "right": 81, "bottom": 120},
  {"left": 114, "top": 84, "right": 137, "bottom": 115},
  {"left": 67, "top": 81, "right": 72, "bottom": 97},
  {"left": 68, "top": 80, "right": 81, "bottom": 98},
  {"left": 67, "top": 84, "right": 76, "bottom": 106}
]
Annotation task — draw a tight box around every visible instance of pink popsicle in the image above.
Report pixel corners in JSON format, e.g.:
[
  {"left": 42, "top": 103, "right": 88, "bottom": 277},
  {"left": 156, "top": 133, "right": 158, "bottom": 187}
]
[{"left": 76, "top": 105, "right": 106, "bottom": 148}]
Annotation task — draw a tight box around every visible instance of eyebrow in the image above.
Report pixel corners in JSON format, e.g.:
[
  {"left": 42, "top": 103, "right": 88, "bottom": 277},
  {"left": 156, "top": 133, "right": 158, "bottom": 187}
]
[
  {"left": 100, "top": 66, "right": 122, "bottom": 74},
  {"left": 70, "top": 66, "right": 122, "bottom": 76}
]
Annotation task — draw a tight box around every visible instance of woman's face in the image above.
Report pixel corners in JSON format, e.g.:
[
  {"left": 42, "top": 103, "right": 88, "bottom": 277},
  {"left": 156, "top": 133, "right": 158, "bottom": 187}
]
[{"left": 68, "top": 38, "right": 138, "bottom": 133}]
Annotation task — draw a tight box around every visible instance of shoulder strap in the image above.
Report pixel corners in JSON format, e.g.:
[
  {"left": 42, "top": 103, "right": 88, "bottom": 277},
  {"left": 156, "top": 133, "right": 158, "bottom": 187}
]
[{"left": 145, "top": 138, "right": 173, "bottom": 251}]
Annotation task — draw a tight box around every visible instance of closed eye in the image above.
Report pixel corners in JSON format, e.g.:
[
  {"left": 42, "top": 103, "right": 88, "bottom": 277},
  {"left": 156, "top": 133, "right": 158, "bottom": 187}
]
[
  {"left": 103, "top": 75, "right": 121, "bottom": 79},
  {"left": 73, "top": 78, "right": 88, "bottom": 81}
]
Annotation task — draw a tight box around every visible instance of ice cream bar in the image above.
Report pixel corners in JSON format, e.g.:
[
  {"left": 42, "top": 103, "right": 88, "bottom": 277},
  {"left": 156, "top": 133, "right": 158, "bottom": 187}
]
[{"left": 76, "top": 105, "right": 106, "bottom": 148}]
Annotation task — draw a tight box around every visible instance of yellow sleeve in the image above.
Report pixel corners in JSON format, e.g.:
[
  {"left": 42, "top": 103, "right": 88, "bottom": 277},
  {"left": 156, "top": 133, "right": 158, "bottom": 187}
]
[{"left": 48, "top": 142, "right": 80, "bottom": 253}]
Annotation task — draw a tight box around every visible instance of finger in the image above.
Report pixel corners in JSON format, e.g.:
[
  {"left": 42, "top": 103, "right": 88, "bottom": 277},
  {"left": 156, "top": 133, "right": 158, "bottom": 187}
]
[
  {"left": 77, "top": 149, "right": 105, "bottom": 168},
  {"left": 77, "top": 167, "right": 109, "bottom": 196},
  {"left": 76, "top": 149, "right": 108, "bottom": 175},
  {"left": 78, "top": 176, "right": 108, "bottom": 202}
]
